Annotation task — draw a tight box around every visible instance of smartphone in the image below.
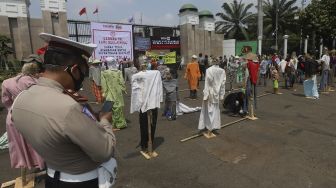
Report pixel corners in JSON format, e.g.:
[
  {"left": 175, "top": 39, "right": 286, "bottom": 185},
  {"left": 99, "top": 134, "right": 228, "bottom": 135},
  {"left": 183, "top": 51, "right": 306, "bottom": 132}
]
[{"left": 102, "top": 101, "right": 113, "bottom": 112}]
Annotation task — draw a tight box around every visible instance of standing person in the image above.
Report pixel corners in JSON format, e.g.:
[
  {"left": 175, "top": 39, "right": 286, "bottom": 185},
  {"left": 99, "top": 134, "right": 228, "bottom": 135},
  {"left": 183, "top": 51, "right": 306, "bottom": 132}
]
[
  {"left": 271, "top": 65, "right": 280, "bottom": 94},
  {"left": 11, "top": 33, "right": 117, "bottom": 188},
  {"left": 304, "top": 53, "right": 319, "bottom": 99},
  {"left": 162, "top": 71, "right": 178, "bottom": 120},
  {"left": 219, "top": 56, "right": 224, "bottom": 69},
  {"left": 297, "top": 55, "right": 306, "bottom": 83},
  {"left": 223, "top": 55, "right": 228, "bottom": 69},
  {"left": 198, "top": 58, "right": 226, "bottom": 137},
  {"left": 101, "top": 57, "right": 127, "bottom": 129},
  {"left": 198, "top": 53, "right": 206, "bottom": 81},
  {"left": 236, "top": 57, "right": 244, "bottom": 86},
  {"left": 319, "top": 48, "right": 330, "bottom": 92},
  {"left": 284, "top": 56, "right": 295, "bottom": 89},
  {"left": 259, "top": 55, "right": 268, "bottom": 86},
  {"left": 331, "top": 50, "right": 336, "bottom": 78},
  {"left": 280, "top": 56, "right": 287, "bottom": 85},
  {"left": 227, "top": 56, "right": 239, "bottom": 91},
  {"left": 289, "top": 57, "right": 297, "bottom": 89},
  {"left": 89, "top": 59, "right": 103, "bottom": 104},
  {"left": 184, "top": 55, "right": 201, "bottom": 99},
  {"left": 204, "top": 55, "right": 209, "bottom": 69},
  {"left": 124, "top": 61, "right": 138, "bottom": 83},
  {"left": 150, "top": 57, "right": 158, "bottom": 70},
  {"left": 1, "top": 56, "right": 44, "bottom": 171},
  {"left": 291, "top": 52, "right": 299, "bottom": 83},
  {"left": 328, "top": 50, "right": 335, "bottom": 90}
]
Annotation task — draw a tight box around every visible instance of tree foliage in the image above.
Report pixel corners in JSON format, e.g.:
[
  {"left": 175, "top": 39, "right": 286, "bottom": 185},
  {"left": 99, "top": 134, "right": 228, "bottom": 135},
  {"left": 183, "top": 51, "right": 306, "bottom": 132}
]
[
  {"left": 215, "top": 0, "right": 256, "bottom": 40},
  {"left": 300, "top": 0, "right": 336, "bottom": 42},
  {"left": 0, "top": 35, "right": 14, "bottom": 71},
  {"left": 263, "top": 0, "right": 299, "bottom": 37}
]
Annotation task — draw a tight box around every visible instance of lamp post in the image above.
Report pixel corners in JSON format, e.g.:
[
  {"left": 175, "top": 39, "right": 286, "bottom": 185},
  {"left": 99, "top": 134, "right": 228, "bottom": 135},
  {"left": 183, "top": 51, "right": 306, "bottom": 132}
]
[
  {"left": 25, "top": 0, "right": 33, "bottom": 54},
  {"left": 283, "top": 35, "right": 289, "bottom": 58},
  {"left": 257, "top": 0, "right": 263, "bottom": 55},
  {"left": 275, "top": 0, "right": 279, "bottom": 52},
  {"left": 51, "top": 12, "right": 59, "bottom": 35},
  {"left": 304, "top": 35, "right": 309, "bottom": 54}
]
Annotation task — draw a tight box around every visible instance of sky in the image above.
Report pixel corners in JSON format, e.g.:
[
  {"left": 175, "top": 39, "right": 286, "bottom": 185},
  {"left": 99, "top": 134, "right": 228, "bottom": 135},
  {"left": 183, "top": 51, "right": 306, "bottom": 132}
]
[{"left": 29, "top": 0, "right": 311, "bottom": 27}]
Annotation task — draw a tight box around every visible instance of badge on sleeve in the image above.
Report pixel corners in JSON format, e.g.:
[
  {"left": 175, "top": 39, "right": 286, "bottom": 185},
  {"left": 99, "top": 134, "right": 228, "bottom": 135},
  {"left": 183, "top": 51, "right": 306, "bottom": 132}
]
[{"left": 82, "top": 106, "right": 97, "bottom": 121}]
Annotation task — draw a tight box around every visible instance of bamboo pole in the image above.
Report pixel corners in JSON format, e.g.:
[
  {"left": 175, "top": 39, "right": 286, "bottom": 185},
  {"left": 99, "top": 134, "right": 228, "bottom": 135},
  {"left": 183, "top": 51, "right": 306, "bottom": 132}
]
[{"left": 180, "top": 92, "right": 272, "bottom": 143}]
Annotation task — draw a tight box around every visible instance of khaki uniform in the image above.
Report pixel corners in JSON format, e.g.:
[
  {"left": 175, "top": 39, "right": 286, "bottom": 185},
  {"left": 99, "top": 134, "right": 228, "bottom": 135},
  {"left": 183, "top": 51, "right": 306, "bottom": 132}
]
[{"left": 12, "top": 77, "right": 116, "bottom": 175}]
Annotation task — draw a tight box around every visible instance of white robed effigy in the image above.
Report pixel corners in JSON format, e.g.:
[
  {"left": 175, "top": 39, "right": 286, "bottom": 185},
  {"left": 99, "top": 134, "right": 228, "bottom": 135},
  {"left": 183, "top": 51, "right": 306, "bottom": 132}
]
[{"left": 198, "top": 65, "right": 226, "bottom": 131}]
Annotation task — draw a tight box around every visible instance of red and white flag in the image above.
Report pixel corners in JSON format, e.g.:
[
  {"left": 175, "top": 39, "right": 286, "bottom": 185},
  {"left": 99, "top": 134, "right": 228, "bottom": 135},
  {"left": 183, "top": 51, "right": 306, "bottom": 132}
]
[
  {"left": 79, "top": 7, "right": 86, "bottom": 16},
  {"left": 93, "top": 7, "right": 98, "bottom": 14}
]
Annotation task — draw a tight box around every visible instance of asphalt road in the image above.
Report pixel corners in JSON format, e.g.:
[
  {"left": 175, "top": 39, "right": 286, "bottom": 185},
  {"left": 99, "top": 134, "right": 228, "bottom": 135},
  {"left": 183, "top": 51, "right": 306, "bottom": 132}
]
[{"left": 1, "top": 70, "right": 336, "bottom": 188}]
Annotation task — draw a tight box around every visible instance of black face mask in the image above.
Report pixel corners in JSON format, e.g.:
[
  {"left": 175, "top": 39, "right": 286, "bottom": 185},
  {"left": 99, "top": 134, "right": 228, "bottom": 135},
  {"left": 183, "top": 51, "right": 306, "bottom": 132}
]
[{"left": 66, "top": 65, "right": 85, "bottom": 91}]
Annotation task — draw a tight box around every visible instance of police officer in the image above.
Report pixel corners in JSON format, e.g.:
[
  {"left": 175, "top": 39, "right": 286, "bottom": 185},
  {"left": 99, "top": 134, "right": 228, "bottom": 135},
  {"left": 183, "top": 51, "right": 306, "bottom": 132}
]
[{"left": 11, "top": 33, "right": 116, "bottom": 188}]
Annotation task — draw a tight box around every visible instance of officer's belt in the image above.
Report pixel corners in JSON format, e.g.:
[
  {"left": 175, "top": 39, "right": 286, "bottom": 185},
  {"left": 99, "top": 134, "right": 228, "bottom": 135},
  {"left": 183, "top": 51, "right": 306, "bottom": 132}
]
[{"left": 47, "top": 167, "right": 98, "bottom": 182}]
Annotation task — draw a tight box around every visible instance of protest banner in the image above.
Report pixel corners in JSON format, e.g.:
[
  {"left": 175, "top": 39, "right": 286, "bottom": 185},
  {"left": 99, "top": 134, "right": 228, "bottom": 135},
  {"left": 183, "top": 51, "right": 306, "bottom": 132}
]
[
  {"left": 150, "top": 37, "right": 180, "bottom": 50},
  {"left": 145, "top": 51, "right": 176, "bottom": 64},
  {"left": 91, "top": 22, "right": 133, "bottom": 60},
  {"left": 135, "top": 37, "right": 151, "bottom": 51}
]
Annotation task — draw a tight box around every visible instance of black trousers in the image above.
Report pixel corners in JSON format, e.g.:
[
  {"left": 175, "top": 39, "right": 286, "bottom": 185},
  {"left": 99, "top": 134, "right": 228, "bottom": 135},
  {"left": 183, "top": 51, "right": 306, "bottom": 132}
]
[
  {"left": 199, "top": 65, "right": 206, "bottom": 80},
  {"left": 139, "top": 108, "right": 158, "bottom": 150},
  {"left": 45, "top": 172, "right": 98, "bottom": 188}
]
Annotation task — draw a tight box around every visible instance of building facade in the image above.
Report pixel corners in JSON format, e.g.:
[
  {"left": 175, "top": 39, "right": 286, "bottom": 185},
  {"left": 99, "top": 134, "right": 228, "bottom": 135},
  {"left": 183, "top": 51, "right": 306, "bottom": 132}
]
[
  {"left": 0, "top": 0, "right": 68, "bottom": 60},
  {"left": 179, "top": 4, "right": 223, "bottom": 63}
]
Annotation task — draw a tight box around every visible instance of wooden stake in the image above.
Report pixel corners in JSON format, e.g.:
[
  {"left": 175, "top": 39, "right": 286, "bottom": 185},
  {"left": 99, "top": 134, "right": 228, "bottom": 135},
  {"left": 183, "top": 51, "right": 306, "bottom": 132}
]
[
  {"left": 180, "top": 117, "right": 248, "bottom": 142},
  {"left": 147, "top": 110, "right": 153, "bottom": 153},
  {"left": 1, "top": 171, "right": 45, "bottom": 188},
  {"left": 203, "top": 131, "right": 216, "bottom": 139},
  {"left": 140, "top": 110, "right": 158, "bottom": 159},
  {"left": 180, "top": 92, "right": 271, "bottom": 143}
]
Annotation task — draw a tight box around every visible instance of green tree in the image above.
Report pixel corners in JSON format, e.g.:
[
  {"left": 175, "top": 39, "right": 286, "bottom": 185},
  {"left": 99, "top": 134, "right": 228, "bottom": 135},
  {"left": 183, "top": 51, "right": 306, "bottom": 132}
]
[
  {"left": 215, "top": 0, "right": 256, "bottom": 40},
  {"left": 300, "top": 0, "right": 336, "bottom": 50},
  {"left": 263, "top": 0, "right": 298, "bottom": 37},
  {"left": 0, "top": 35, "right": 14, "bottom": 70}
]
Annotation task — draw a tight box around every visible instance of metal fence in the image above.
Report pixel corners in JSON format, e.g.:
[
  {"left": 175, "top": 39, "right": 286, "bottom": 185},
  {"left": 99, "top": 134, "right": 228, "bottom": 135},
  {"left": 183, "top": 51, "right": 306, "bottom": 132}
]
[
  {"left": 67, "top": 20, "right": 91, "bottom": 43},
  {"left": 67, "top": 20, "right": 179, "bottom": 43}
]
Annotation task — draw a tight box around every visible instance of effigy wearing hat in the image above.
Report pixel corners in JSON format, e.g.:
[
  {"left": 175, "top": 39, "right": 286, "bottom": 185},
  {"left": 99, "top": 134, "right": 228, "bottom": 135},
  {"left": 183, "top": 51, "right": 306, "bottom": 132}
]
[
  {"left": 22, "top": 54, "right": 43, "bottom": 64},
  {"left": 245, "top": 53, "right": 258, "bottom": 61},
  {"left": 91, "top": 59, "right": 102, "bottom": 64}
]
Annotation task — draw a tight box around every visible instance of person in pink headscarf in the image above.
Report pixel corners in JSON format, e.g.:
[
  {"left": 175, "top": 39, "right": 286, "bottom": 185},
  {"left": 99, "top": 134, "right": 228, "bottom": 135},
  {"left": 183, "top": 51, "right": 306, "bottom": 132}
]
[{"left": 1, "top": 55, "right": 45, "bottom": 169}]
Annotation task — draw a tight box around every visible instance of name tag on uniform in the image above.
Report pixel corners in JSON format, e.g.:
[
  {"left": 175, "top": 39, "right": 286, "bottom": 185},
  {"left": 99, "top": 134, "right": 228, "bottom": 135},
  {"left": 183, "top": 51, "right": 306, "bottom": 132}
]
[{"left": 82, "top": 106, "right": 97, "bottom": 121}]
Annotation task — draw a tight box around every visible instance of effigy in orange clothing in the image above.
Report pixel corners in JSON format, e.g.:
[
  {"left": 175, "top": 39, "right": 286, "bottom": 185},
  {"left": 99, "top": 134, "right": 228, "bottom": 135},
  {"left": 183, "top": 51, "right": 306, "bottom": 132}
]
[{"left": 184, "top": 55, "right": 201, "bottom": 99}]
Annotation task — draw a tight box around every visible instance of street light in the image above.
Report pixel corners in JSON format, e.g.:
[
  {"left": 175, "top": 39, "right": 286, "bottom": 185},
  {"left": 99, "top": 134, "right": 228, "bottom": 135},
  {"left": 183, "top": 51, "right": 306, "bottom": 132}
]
[
  {"left": 25, "top": 0, "right": 33, "bottom": 54},
  {"left": 51, "top": 12, "right": 59, "bottom": 35},
  {"left": 275, "top": 0, "right": 279, "bottom": 52},
  {"left": 257, "top": 0, "right": 263, "bottom": 55}
]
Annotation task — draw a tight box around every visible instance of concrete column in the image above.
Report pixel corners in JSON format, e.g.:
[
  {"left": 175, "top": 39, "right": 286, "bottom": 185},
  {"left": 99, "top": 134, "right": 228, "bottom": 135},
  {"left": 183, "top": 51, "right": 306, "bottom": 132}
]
[
  {"left": 258, "top": 36, "right": 262, "bottom": 55},
  {"left": 319, "top": 38, "right": 323, "bottom": 59},
  {"left": 283, "top": 35, "right": 289, "bottom": 58},
  {"left": 304, "top": 36, "right": 309, "bottom": 54}
]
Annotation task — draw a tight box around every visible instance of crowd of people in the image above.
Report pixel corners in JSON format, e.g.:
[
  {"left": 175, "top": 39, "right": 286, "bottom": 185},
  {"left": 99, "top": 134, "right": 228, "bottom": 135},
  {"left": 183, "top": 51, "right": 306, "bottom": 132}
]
[
  {"left": 204, "top": 48, "right": 336, "bottom": 100},
  {"left": 1, "top": 31, "right": 336, "bottom": 188}
]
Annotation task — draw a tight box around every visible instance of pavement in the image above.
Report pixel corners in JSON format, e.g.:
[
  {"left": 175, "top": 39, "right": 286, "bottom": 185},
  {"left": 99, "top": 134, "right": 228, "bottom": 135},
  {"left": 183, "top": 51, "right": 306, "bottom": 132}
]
[{"left": 1, "top": 70, "right": 336, "bottom": 188}]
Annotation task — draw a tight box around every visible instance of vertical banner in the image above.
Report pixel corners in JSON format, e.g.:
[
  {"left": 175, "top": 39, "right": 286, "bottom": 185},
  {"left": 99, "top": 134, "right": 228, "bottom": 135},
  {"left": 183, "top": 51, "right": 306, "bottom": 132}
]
[{"left": 91, "top": 22, "right": 133, "bottom": 60}]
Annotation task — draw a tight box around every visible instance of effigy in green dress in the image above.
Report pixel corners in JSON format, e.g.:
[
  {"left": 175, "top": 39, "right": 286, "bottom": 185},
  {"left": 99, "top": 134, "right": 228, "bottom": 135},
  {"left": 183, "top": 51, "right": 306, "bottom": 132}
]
[{"left": 101, "top": 69, "right": 127, "bottom": 129}]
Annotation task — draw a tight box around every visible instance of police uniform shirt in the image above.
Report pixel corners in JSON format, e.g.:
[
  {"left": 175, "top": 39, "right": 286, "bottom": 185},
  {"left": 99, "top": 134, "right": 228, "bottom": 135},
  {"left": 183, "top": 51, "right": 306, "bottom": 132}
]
[{"left": 12, "top": 77, "right": 116, "bottom": 175}]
